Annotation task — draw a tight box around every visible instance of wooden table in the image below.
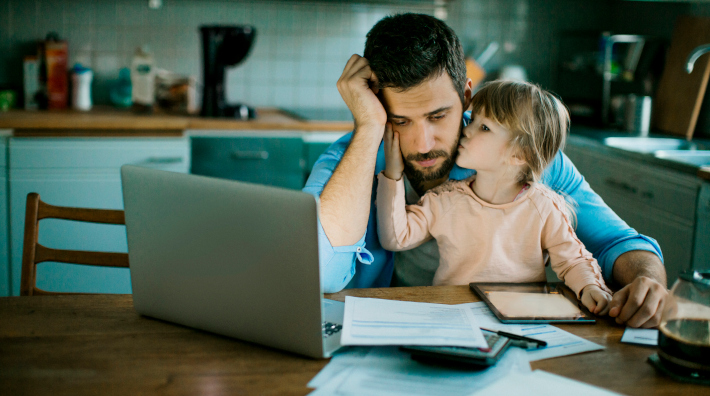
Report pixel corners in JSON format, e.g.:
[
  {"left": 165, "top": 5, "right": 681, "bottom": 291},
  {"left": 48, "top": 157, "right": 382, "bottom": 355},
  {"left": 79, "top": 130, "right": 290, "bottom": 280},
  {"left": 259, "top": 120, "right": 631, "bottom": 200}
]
[{"left": 0, "top": 286, "right": 706, "bottom": 395}]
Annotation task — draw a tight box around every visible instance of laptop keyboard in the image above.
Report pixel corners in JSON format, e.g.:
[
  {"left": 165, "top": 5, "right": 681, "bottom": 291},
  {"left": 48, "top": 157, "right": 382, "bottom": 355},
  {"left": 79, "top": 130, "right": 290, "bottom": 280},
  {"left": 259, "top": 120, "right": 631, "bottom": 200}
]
[{"left": 322, "top": 322, "right": 343, "bottom": 338}]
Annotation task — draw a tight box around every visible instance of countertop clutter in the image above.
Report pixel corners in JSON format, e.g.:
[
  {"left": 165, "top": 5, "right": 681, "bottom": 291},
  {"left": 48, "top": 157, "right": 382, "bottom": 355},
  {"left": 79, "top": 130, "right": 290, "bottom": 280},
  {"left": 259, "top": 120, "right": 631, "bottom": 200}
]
[{"left": 0, "top": 107, "right": 355, "bottom": 135}]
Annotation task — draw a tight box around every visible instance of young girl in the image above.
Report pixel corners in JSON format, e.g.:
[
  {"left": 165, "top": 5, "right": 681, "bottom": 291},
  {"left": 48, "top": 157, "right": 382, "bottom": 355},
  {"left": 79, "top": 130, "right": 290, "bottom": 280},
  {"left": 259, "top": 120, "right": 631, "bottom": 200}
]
[{"left": 376, "top": 80, "right": 612, "bottom": 315}]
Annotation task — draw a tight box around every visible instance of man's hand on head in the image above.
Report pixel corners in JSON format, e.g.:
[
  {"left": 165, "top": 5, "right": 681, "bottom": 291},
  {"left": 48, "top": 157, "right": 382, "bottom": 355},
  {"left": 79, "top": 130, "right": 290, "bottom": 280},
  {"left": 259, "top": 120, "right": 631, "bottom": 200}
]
[
  {"left": 608, "top": 250, "right": 668, "bottom": 328},
  {"left": 337, "top": 54, "right": 388, "bottom": 133}
]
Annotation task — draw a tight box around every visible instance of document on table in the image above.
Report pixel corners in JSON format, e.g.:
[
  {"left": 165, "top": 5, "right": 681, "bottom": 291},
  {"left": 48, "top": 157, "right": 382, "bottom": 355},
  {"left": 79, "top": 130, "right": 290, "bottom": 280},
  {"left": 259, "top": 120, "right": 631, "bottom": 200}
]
[
  {"left": 308, "top": 346, "right": 531, "bottom": 396},
  {"left": 460, "top": 302, "right": 604, "bottom": 362},
  {"left": 621, "top": 327, "right": 658, "bottom": 346},
  {"left": 340, "top": 297, "right": 487, "bottom": 348},
  {"left": 474, "top": 370, "right": 623, "bottom": 395},
  {"left": 307, "top": 347, "right": 371, "bottom": 389}
]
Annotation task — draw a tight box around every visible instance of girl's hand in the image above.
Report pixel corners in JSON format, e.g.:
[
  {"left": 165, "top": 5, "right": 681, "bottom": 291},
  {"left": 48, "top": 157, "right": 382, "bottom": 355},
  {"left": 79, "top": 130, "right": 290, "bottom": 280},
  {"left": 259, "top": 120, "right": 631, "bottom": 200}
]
[
  {"left": 581, "top": 285, "right": 612, "bottom": 316},
  {"left": 383, "top": 122, "right": 404, "bottom": 180}
]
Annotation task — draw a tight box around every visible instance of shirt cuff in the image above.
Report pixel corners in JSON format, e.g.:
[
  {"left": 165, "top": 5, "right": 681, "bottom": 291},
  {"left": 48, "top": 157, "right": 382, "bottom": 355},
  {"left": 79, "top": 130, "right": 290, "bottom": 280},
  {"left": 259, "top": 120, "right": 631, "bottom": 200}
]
[
  {"left": 598, "top": 235, "right": 664, "bottom": 285},
  {"left": 332, "top": 233, "right": 374, "bottom": 265}
]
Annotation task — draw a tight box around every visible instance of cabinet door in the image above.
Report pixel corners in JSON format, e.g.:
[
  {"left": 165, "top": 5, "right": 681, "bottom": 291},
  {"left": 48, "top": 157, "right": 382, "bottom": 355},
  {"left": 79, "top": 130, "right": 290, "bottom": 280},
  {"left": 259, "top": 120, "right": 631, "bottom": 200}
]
[
  {"left": 7, "top": 137, "right": 189, "bottom": 296},
  {"left": 694, "top": 183, "right": 710, "bottom": 272},
  {"left": 564, "top": 141, "right": 699, "bottom": 284},
  {"left": 602, "top": 191, "right": 694, "bottom": 284},
  {"left": 191, "top": 135, "right": 305, "bottom": 190},
  {"left": 0, "top": 137, "right": 8, "bottom": 296},
  {"left": 302, "top": 132, "right": 347, "bottom": 185}
]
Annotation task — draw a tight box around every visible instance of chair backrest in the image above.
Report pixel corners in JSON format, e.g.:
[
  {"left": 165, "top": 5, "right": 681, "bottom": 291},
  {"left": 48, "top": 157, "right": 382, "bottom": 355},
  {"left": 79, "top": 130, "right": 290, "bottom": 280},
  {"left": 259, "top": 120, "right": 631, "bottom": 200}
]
[{"left": 21, "top": 193, "right": 130, "bottom": 296}]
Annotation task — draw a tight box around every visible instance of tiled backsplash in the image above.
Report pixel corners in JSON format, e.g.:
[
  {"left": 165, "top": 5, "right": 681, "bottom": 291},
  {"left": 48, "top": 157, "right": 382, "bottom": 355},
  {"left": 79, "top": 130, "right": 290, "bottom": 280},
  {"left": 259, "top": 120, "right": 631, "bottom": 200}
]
[{"left": 0, "top": 0, "right": 707, "bottom": 110}]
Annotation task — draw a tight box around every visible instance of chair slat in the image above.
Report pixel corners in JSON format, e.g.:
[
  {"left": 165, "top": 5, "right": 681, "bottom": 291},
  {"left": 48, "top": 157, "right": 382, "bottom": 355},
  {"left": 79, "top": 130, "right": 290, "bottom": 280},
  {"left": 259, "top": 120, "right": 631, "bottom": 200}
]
[
  {"left": 20, "top": 193, "right": 130, "bottom": 296},
  {"left": 38, "top": 200, "right": 125, "bottom": 224},
  {"left": 35, "top": 244, "right": 130, "bottom": 268}
]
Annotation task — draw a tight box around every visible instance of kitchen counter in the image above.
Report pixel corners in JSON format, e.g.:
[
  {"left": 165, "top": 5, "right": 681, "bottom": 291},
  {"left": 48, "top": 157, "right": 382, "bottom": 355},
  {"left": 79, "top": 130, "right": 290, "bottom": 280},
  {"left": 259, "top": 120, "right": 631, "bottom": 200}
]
[
  {"left": 569, "top": 125, "right": 710, "bottom": 180},
  {"left": 0, "top": 107, "right": 355, "bottom": 135}
]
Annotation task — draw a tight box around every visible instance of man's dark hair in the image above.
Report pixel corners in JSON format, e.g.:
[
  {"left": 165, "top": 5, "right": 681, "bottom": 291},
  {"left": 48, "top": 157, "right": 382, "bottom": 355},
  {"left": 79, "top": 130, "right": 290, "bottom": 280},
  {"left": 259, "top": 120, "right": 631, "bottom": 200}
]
[{"left": 364, "top": 13, "right": 467, "bottom": 103}]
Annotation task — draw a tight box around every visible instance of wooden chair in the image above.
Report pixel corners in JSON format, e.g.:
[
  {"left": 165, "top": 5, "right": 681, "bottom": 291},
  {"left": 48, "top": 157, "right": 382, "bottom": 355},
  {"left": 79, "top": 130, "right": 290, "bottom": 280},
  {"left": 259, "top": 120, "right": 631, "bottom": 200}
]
[{"left": 21, "top": 193, "right": 130, "bottom": 296}]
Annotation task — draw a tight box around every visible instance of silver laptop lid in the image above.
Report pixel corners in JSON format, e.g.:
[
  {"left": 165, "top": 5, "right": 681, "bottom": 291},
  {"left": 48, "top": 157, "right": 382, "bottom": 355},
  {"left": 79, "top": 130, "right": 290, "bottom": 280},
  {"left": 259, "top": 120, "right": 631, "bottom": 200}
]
[{"left": 121, "top": 165, "right": 325, "bottom": 358}]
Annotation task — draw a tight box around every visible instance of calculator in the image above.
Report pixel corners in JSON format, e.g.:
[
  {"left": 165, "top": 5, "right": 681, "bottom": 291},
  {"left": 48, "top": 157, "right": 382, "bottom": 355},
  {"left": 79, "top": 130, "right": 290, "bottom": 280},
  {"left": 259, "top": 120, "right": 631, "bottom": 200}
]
[{"left": 400, "top": 332, "right": 512, "bottom": 368}]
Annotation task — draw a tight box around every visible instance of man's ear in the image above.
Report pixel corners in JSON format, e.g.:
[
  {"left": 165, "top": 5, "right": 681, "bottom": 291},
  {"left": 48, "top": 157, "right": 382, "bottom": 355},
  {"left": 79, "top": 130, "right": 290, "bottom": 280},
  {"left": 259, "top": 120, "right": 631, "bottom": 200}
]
[{"left": 463, "top": 78, "right": 473, "bottom": 111}]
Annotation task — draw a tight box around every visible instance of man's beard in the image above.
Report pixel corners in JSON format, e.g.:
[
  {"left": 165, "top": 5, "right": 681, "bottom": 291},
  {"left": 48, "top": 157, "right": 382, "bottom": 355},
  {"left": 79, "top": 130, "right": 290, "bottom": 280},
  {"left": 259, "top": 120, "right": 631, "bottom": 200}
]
[{"left": 402, "top": 140, "right": 459, "bottom": 193}]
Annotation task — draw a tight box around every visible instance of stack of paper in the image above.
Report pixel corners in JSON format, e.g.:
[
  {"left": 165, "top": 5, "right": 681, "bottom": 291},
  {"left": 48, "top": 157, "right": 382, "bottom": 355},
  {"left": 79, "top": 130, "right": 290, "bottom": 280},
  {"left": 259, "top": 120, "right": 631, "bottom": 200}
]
[
  {"left": 308, "top": 298, "right": 607, "bottom": 395},
  {"left": 309, "top": 346, "right": 531, "bottom": 396},
  {"left": 341, "top": 297, "right": 487, "bottom": 348}
]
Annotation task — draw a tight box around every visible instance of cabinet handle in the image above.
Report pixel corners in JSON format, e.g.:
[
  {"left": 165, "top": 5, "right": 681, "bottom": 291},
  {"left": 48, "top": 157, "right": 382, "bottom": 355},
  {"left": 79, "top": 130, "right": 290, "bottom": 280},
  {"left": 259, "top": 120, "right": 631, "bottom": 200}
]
[
  {"left": 231, "top": 151, "right": 269, "bottom": 160},
  {"left": 604, "top": 178, "right": 638, "bottom": 194},
  {"left": 145, "top": 157, "right": 184, "bottom": 164}
]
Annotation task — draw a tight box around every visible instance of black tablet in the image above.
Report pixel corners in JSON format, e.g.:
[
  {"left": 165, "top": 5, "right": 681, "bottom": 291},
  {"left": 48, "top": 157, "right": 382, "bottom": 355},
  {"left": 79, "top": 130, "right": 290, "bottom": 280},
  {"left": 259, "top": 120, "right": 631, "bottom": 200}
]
[{"left": 469, "top": 282, "right": 596, "bottom": 324}]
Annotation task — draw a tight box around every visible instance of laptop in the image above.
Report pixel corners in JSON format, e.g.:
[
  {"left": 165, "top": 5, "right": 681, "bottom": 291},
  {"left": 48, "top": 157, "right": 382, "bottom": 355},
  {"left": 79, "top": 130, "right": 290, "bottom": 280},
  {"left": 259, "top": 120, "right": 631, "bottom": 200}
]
[{"left": 120, "top": 165, "right": 344, "bottom": 358}]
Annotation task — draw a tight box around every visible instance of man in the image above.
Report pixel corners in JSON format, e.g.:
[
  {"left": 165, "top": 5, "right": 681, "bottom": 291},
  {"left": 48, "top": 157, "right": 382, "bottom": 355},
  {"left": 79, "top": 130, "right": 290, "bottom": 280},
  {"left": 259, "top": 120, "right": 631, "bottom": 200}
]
[{"left": 303, "top": 13, "right": 667, "bottom": 328}]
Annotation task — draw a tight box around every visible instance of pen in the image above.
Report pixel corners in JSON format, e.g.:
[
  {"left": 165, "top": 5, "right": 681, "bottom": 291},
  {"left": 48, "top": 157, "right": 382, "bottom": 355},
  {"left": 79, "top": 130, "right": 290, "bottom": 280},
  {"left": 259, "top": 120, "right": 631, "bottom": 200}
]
[{"left": 480, "top": 327, "right": 547, "bottom": 349}]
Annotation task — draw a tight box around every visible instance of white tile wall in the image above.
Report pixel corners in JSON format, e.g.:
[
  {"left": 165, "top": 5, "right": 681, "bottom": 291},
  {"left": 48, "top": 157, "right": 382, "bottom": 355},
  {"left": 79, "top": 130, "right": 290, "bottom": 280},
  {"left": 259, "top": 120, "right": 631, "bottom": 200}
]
[
  {"left": 0, "top": 0, "right": 437, "bottom": 109},
  {"left": 2, "top": 0, "right": 708, "bottom": 109}
]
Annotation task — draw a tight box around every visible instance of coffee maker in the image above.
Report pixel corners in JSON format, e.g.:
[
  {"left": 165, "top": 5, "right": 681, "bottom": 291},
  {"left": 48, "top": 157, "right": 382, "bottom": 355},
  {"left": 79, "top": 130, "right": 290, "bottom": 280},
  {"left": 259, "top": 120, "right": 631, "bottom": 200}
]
[{"left": 200, "top": 25, "right": 257, "bottom": 119}]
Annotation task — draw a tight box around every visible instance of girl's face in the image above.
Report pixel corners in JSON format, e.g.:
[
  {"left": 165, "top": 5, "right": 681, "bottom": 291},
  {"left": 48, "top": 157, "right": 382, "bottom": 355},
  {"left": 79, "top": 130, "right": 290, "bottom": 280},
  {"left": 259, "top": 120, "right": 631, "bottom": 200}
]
[{"left": 456, "top": 111, "right": 517, "bottom": 172}]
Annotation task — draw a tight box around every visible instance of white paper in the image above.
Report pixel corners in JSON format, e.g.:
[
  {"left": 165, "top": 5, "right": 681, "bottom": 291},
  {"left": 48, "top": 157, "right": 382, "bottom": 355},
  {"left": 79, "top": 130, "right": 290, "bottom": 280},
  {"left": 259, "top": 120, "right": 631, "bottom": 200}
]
[
  {"left": 307, "top": 347, "right": 371, "bottom": 388},
  {"left": 459, "top": 302, "right": 604, "bottom": 362},
  {"left": 621, "top": 327, "right": 658, "bottom": 346},
  {"left": 519, "top": 324, "right": 604, "bottom": 361},
  {"left": 472, "top": 370, "right": 623, "bottom": 396},
  {"left": 341, "top": 297, "right": 486, "bottom": 348},
  {"left": 309, "top": 346, "right": 531, "bottom": 396}
]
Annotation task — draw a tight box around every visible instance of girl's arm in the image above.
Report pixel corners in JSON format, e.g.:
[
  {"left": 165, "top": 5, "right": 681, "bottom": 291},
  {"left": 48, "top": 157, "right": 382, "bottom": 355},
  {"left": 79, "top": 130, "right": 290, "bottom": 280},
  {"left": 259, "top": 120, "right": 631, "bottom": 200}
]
[
  {"left": 538, "top": 189, "right": 612, "bottom": 299},
  {"left": 376, "top": 173, "right": 434, "bottom": 251},
  {"left": 376, "top": 126, "right": 434, "bottom": 251}
]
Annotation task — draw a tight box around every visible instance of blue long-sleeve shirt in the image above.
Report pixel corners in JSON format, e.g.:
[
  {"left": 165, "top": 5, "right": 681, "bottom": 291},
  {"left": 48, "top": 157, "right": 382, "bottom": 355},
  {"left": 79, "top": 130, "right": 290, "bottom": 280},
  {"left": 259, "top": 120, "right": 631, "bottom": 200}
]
[{"left": 303, "top": 112, "right": 663, "bottom": 293}]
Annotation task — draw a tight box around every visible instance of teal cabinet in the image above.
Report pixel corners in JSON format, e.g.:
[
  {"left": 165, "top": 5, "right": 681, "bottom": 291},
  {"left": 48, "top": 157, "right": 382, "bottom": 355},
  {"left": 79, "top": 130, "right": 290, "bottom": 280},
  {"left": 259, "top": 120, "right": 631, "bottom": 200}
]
[
  {"left": 191, "top": 132, "right": 346, "bottom": 190},
  {"left": 0, "top": 136, "right": 8, "bottom": 296},
  {"left": 564, "top": 138, "right": 701, "bottom": 284},
  {"left": 191, "top": 134, "right": 306, "bottom": 190},
  {"left": 303, "top": 133, "right": 345, "bottom": 184},
  {"left": 7, "top": 137, "right": 190, "bottom": 296}
]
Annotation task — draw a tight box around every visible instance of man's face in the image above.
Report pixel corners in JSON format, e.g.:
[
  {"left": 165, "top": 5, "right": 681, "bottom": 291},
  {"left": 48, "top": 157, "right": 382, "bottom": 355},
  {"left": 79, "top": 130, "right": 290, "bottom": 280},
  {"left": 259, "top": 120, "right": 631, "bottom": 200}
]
[{"left": 380, "top": 73, "right": 472, "bottom": 189}]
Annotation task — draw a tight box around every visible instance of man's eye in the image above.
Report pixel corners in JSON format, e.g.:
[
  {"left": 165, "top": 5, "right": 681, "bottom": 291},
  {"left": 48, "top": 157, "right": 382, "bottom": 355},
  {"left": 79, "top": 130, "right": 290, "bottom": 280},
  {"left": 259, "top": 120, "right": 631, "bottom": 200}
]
[
  {"left": 431, "top": 114, "right": 446, "bottom": 121},
  {"left": 393, "top": 120, "right": 408, "bottom": 126}
]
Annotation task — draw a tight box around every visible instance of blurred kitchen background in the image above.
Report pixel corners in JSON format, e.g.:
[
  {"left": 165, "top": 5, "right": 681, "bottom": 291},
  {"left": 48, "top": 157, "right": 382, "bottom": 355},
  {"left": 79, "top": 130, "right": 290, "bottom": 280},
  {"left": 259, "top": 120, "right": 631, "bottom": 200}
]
[
  {"left": 1, "top": 0, "right": 709, "bottom": 112},
  {"left": 2, "top": 1, "right": 710, "bottom": 297}
]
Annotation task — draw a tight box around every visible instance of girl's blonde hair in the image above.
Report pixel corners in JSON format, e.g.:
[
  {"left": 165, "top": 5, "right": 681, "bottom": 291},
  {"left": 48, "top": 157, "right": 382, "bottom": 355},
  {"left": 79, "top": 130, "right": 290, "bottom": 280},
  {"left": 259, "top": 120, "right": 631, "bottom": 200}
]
[{"left": 470, "top": 80, "right": 570, "bottom": 184}]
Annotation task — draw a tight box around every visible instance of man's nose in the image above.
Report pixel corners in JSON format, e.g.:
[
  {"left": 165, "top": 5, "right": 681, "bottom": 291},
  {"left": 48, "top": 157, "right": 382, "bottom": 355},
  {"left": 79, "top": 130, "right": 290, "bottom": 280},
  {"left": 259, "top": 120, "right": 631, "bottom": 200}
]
[{"left": 414, "top": 124, "right": 436, "bottom": 153}]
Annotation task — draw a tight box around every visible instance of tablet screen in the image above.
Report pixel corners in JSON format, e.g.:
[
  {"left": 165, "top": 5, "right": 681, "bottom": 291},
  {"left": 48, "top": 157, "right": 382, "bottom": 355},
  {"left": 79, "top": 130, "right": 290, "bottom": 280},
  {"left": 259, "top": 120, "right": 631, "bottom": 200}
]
[{"left": 469, "top": 282, "right": 595, "bottom": 324}]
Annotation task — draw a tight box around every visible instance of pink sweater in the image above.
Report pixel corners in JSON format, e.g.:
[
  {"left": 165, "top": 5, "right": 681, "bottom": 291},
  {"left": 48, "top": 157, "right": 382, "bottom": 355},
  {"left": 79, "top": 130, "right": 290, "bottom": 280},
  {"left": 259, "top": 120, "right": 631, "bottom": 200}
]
[{"left": 376, "top": 173, "right": 611, "bottom": 298}]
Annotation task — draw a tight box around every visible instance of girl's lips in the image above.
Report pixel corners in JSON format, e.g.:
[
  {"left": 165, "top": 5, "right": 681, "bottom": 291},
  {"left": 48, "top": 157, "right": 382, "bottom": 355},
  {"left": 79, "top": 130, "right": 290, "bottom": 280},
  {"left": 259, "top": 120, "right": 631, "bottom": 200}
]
[{"left": 417, "top": 158, "right": 438, "bottom": 167}]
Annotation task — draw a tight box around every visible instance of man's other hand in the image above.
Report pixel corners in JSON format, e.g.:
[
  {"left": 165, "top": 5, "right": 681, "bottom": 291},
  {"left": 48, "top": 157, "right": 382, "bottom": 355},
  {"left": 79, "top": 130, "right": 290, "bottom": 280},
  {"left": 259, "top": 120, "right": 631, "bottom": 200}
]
[
  {"left": 337, "top": 54, "right": 387, "bottom": 132},
  {"left": 608, "top": 276, "right": 668, "bottom": 328}
]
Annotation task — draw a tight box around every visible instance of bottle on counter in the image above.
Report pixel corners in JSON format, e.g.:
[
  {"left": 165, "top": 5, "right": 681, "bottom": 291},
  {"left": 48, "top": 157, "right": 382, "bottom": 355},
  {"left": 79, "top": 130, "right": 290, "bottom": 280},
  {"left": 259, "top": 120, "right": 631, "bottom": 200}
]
[
  {"left": 110, "top": 68, "right": 133, "bottom": 108},
  {"left": 71, "top": 63, "right": 93, "bottom": 111},
  {"left": 130, "top": 46, "right": 155, "bottom": 113}
]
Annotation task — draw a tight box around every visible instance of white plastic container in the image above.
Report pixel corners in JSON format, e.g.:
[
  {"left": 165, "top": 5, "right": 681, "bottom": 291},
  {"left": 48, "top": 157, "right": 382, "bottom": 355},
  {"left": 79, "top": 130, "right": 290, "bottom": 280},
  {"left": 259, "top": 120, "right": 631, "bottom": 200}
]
[
  {"left": 131, "top": 46, "right": 155, "bottom": 112},
  {"left": 71, "top": 64, "right": 93, "bottom": 111}
]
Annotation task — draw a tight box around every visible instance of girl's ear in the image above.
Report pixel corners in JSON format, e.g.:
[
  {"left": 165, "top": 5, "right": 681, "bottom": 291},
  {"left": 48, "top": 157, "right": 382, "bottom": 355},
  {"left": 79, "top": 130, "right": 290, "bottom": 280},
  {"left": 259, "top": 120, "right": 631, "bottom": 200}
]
[
  {"left": 509, "top": 155, "right": 527, "bottom": 166},
  {"left": 507, "top": 146, "right": 527, "bottom": 166}
]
